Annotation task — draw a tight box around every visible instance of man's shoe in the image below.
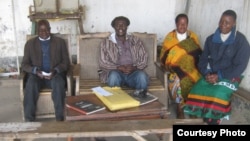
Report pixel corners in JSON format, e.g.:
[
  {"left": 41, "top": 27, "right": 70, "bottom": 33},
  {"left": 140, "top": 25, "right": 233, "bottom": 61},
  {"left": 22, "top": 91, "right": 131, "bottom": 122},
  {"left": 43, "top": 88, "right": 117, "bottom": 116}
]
[
  {"left": 133, "top": 89, "right": 147, "bottom": 98},
  {"left": 56, "top": 117, "right": 64, "bottom": 121},
  {"left": 139, "top": 89, "right": 148, "bottom": 98},
  {"left": 25, "top": 119, "right": 34, "bottom": 122}
]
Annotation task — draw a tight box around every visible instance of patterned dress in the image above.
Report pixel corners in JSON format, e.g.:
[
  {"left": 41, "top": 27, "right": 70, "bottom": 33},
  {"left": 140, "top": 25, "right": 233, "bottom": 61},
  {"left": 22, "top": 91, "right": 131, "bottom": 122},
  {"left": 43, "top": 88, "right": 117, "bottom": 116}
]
[{"left": 160, "top": 30, "right": 202, "bottom": 106}]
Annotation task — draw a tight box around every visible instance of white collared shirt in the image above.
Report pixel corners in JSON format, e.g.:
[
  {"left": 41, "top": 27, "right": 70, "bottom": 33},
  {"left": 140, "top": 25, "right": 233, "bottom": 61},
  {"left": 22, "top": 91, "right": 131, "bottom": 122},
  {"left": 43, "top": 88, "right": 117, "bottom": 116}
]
[
  {"left": 220, "top": 31, "right": 231, "bottom": 42},
  {"left": 177, "top": 31, "right": 187, "bottom": 41},
  {"left": 39, "top": 36, "right": 51, "bottom": 41}
]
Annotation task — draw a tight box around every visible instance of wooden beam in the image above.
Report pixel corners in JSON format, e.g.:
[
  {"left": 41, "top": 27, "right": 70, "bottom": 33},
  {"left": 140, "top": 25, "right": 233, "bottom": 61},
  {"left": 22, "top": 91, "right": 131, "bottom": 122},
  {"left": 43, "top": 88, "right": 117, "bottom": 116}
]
[
  {"left": 0, "top": 119, "right": 204, "bottom": 140},
  {"left": 130, "top": 131, "right": 147, "bottom": 141}
]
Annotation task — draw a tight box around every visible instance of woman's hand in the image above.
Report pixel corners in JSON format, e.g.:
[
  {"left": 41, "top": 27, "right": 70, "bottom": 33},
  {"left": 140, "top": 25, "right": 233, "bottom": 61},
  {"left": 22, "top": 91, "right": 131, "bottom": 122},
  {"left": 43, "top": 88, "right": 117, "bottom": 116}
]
[{"left": 205, "top": 73, "right": 218, "bottom": 84}]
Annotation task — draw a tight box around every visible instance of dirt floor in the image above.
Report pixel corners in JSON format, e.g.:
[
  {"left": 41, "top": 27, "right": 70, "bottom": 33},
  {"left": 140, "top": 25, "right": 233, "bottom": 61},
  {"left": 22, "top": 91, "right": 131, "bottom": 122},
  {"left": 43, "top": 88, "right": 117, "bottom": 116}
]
[{"left": 0, "top": 79, "right": 249, "bottom": 141}]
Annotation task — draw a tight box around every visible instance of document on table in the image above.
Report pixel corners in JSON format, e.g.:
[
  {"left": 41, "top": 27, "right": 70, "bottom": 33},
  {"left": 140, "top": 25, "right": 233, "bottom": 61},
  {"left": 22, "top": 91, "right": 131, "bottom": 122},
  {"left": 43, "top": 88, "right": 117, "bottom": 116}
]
[
  {"left": 92, "top": 86, "right": 113, "bottom": 96},
  {"left": 92, "top": 86, "right": 140, "bottom": 111}
]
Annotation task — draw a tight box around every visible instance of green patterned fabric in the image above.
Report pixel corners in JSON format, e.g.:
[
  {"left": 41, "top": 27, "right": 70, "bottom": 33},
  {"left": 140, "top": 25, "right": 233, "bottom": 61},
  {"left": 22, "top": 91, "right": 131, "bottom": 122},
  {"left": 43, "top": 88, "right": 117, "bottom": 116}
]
[{"left": 184, "top": 77, "right": 240, "bottom": 119}]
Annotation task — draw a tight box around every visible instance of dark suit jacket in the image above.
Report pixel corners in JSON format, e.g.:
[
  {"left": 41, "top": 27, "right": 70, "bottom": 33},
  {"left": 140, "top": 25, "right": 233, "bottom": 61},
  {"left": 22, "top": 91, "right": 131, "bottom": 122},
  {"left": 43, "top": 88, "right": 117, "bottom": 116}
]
[{"left": 21, "top": 34, "right": 70, "bottom": 74}]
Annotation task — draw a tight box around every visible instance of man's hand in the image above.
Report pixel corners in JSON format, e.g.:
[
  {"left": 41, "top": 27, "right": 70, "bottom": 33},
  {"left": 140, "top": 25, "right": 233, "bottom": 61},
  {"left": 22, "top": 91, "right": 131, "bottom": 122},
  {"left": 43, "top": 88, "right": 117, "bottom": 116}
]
[
  {"left": 205, "top": 73, "right": 218, "bottom": 84},
  {"left": 36, "top": 71, "right": 44, "bottom": 79},
  {"left": 44, "top": 71, "right": 56, "bottom": 80},
  {"left": 117, "top": 64, "right": 137, "bottom": 74},
  {"left": 124, "top": 65, "right": 136, "bottom": 74}
]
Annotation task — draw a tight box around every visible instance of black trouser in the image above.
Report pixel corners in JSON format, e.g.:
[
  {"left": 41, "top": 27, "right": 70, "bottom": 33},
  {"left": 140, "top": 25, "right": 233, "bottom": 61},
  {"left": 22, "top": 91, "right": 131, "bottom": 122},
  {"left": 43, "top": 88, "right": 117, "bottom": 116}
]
[{"left": 23, "top": 73, "right": 66, "bottom": 121}]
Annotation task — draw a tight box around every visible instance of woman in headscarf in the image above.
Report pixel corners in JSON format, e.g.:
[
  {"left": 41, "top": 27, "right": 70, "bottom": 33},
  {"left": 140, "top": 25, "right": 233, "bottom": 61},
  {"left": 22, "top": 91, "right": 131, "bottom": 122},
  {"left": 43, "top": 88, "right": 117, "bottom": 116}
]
[
  {"left": 183, "top": 10, "right": 250, "bottom": 125},
  {"left": 160, "top": 14, "right": 202, "bottom": 118}
]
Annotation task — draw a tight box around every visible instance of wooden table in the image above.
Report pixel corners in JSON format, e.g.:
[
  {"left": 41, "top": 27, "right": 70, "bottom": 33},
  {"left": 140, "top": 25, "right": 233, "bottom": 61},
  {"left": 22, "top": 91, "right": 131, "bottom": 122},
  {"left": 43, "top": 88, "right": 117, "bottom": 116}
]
[
  {"left": 0, "top": 95, "right": 205, "bottom": 141},
  {"left": 65, "top": 94, "right": 169, "bottom": 121}
]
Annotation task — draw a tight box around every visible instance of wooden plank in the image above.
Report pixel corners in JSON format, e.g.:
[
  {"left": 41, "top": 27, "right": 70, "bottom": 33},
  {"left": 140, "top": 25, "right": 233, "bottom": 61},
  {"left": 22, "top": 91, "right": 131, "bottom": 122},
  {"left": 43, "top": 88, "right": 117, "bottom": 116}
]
[
  {"left": 79, "top": 78, "right": 165, "bottom": 91},
  {"left": 0, "top": 119, "right": 204, "bottom": 140},
  {"left": 80, "top": 32, "right": 111, "bottom": 39},
  {"left": 130, "top": 132, "right": 147, "bottom": 141}
]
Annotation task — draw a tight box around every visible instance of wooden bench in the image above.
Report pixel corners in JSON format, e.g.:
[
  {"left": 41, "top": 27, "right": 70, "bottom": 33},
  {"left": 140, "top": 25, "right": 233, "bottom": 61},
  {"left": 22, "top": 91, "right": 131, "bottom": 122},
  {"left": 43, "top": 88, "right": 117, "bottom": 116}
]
[
  {"left": 73, "top": 32, "right": 170, "bottom": 109},
  {"left": 0, "top": 119, "right": 204, "bottom": 141}
]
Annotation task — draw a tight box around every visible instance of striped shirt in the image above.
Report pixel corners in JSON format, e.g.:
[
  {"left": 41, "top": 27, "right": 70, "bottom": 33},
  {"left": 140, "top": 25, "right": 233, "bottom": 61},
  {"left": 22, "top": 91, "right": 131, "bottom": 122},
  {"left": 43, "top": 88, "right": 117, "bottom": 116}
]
[{"left": 99, "top": 33, "right": 148, "bottom": 83}]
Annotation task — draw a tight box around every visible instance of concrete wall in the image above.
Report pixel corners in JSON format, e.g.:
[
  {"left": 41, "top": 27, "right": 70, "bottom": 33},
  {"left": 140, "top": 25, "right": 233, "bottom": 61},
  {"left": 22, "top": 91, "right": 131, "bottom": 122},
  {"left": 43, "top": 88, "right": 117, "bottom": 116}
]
[
  {"left": 0, "top": 0, "right": 32, "bottom": 75},
  {"left": 0, "top": 0, "right": 250, "bottom": 92},
  {"left": 0, "top": 0, "right": 182, "bottom": 74}
]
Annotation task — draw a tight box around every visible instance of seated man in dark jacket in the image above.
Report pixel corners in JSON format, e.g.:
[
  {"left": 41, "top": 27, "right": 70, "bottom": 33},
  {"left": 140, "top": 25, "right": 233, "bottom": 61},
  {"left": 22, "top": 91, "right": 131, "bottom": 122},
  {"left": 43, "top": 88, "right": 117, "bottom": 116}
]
[{"left": 21, "top": 19, "right": 70, "bottom": 121}]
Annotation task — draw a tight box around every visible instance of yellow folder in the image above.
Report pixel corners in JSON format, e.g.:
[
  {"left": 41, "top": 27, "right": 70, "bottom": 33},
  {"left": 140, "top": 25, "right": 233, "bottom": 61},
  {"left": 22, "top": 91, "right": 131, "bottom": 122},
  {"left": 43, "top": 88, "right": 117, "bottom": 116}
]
[{"left": 93, "top": 87, "right": 140, "bottom": 111}]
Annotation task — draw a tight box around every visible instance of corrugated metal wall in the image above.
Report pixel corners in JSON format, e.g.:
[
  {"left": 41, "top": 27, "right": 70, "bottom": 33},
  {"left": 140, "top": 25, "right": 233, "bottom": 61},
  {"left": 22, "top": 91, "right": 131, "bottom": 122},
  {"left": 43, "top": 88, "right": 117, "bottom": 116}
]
[{"left": 187, "top": 0, "right": 250, "bottom": 91}]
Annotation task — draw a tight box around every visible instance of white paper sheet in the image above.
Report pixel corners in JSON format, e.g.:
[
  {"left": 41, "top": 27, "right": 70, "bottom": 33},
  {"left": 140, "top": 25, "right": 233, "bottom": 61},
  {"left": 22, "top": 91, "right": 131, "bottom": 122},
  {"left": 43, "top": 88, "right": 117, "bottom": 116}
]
[{"left": 92, "top": 86, "right": 113, "bottom": 96}]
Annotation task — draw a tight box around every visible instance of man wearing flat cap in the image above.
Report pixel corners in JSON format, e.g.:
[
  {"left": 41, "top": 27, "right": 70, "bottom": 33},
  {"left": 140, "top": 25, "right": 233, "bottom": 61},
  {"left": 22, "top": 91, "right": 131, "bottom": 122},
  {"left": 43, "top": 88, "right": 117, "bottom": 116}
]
[{"left": 99, "top": 16, "right": 149, "bottom": 97}]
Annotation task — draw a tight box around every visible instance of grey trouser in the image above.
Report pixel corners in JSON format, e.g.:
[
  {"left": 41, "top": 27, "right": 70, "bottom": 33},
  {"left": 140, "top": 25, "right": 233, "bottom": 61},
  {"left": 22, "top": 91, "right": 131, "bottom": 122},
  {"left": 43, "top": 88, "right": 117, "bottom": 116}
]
[{"left": 23, "top": 73, "right": 66, "bottom": 121}]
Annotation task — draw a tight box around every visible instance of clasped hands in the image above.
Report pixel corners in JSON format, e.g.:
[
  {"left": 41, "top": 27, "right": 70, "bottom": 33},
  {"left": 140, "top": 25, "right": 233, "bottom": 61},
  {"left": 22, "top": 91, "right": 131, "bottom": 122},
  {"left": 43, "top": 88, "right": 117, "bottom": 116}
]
[
  {"left": 117, "top": 64, "right": 137, "bottom": 74},
  {"left": 205, "top": 73, "right": 218, "bottom": 84},
  {"left": 36, "top": 70, "right": 56, "bottom": 80}
]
